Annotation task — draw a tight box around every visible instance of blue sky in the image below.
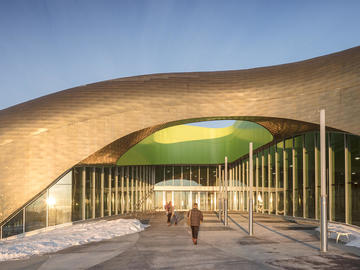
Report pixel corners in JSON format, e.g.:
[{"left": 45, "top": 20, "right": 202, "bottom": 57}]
[
  {"left": 187, "top": 120, "right": 235, "bottom": 128},
  {"left": 0, "top": 0, "right": 360, "bottom": 114}
]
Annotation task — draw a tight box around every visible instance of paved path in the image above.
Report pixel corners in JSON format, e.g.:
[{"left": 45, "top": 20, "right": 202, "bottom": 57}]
[{"left": 1, "top": 212, "right": 360, "bottom": 269}]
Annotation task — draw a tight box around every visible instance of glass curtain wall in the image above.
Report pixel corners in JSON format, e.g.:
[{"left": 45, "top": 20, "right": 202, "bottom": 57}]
[
  {"left": 209, "top": 166, "right": 217, "bottom": 186},
  {"left": 305, "top": 133, "right": 316, "bottom": 218},
  {"left": 294, "top": 136, "right": 303, "bottom": 217},
  {"left": 1, "top": 166, "right": 154, "bottom": 239},
  {"left": 72, "top": 167, "right": 82, "bottom": 221},
  {"left": 25, "top": 193, "right": 47, "bottom": 232},
  {"left": 200, "top": 167, "right": 207, "bottom": 186},
  {"left": 174, "top": 166, "right": 181, "bottom": 186},
  {"left": 332, "top": 133, "right": 346, "bottom": 222},
  {"left": 95, "top": 168, "right": 102, "bottom": 218},
  {"left": 192, "top": 166, "right": 199, "bottom": 186},
  {"left": 2, "top": 210, "right": 23, "bottom": 238},
  {"left": 3, "top": 131, "right": 360, "bottom": 239},
  {"left": 269, "top": 145, "right": 276, "bottom": 214},
  {"left": 258, "top": 153, "right": 263, "bottom": 211},
  {"left": 155, "top": 166, "right": 164, "bottom": 186},
  {"left": 277, "top": 141, "right": 284, "bottom": 214},
  {"left": 85, "top": 167, "right": 92, "bottom": 219},
  {"left": 183, "top": 166, "right": 191, "bottom": 186},
  {"left": 285, "top": 138, "right": 293, "bottom": 216},
  {"left": 263, "top": 148, "right": 269, "bottom": 212},
  {"left": 48, "top": 171, "right": 72, "bottom": 226},
  {"left": 350, "top": 135, "right": 360, "bottom": 226}
]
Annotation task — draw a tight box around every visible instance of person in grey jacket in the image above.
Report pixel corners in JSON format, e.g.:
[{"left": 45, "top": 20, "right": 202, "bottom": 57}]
[{"left": 187, "top": 203, "right": 203, "bottom": 245}]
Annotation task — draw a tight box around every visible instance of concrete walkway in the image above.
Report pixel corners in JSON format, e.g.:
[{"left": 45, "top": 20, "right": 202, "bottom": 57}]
[{"left": 1, "top": 212, "right": 360, "bottom": 269}]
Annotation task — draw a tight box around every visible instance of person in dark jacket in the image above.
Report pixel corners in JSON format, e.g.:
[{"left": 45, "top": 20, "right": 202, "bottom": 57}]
[
  {"left": 187, "top": 203, "right": 203, "bottom": 245},
  {"left": 164, "top": 201, "right": 172, "bottom": 225}
]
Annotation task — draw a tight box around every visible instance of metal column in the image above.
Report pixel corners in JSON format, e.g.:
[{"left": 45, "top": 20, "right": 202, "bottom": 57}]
[
  {"left": 329, "top": 135, "right": 335, "bottom": 221},
  {"left": 293, "top": 140, "right": 297, "bottom": 217},
  {"left": 121, "top": 167, "right": 124, "bottom": 214},
  {"left": 249, "top": 143, "right": 254, "bottom": 235},
  {"left": 315, "top": 136, "right": 320, "bottom": 220},
  {"left": 283, "top": 143, "right": 288, "bottom": 216},
  {"left": 320, "top": 109, "right": 328, "bottom": 252},
  {"left": 255, "top": 156, "right": 259, "bottom": 213},
  {"left": 108, "top": 168, "right": 112, "bottom": 216},
  {"left": 101, "top": 167, "right": 104, "bottom": 217},
  {"left": 218, "top": 165, "right": 222, "bottom": 221},
  {"left": 275, "top": 150, "right": 279, "bottom": 215},
  {"left": 224, "top": 156, "right": 228, "bottom": 226},
  {"left": 115, "top": 167, "right": 119, "bottom": 215},
  {"left": 92, "top": 167, "right": 96, "bottom": 219},
  {"left": 345, "top": 135, "right": 352, "bottom": 224},
  {"left": 82, "top": 167, "right": 86, "bottom": 220},
  {"left": 126, "top": 167, "right": 129, "bottom": 213},
  {"left": 262, "top": 154, "right": 265, "bottom": 214},
  {"left": 131, "top": 166, "right": 134, "bottom": 212},
  {"left": 303, "top": 135, "right": 308, "bottom": 218},
  {"left": 135, "top": 167, "right": 139, "bottom": 212}
]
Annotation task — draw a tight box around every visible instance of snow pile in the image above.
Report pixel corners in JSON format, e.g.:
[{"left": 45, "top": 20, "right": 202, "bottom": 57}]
[
  {"left": 0, "top": 218, "right": 147, "bottom": 261},
  {"left": 316, "top": 223, "right": 360, "bottom": 248}
]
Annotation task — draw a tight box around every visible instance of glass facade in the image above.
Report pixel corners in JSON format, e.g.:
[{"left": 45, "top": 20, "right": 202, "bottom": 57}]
[
  {"left": 333, "top": 133, "right": 345, "bottom": 222},
  {"left": 2, "top": 210, "right": 23, "bottom": 238},
  {"left": 305, "top": 133, "right": 316, "bottom": 218},
  {"left": 2, "top": 131, "right": 360, "bottom": 239},
  {"left": 72, "top": 168, "right": 82, "bottom": 222},
  {"left": 95, "top": 168, "right": 102, "bottom": 218},
  {"left": 277, "top": 141, "right": 284, "bottom": 214},
  {"left": 350, "top": 135, "right": 360, "bottom": 226},
  {"left": 294, "top": 136, "right": 303, "bottom": 218},
  {"left": 25, "top": 192, "right": 46, "bottom": 232},
  {"left": 1, "top": 166, "right": 155, "bottom": 239},
  {"left": 48, "top": 171, "right": 72, "bottom": 226}
]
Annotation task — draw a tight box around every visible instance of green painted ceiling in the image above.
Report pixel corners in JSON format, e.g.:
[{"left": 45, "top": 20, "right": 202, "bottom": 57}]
[{"left": 117, "top": 121, "right": 273, "bottom": 165}]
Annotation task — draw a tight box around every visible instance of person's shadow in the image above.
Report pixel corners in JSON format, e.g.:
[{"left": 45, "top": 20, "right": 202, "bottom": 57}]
[{"left": 172, "top": 211, "right": 185, "bottom": 224}]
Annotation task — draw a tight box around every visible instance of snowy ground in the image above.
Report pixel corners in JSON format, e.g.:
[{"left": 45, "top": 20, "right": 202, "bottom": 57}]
[
  {"left": 0, "top": 218, "right": 147, "bottom": 261},
  {"left": 316, "top": 222, "right": 360, "bottom": 248}
]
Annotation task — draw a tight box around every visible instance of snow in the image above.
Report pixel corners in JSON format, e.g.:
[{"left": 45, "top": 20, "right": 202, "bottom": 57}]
[
  {"left": 0, "top": 218, "right": 147, "bottom": 261},
  {"left": 316, "top": 222, "right": 360, "bottom": 248}
]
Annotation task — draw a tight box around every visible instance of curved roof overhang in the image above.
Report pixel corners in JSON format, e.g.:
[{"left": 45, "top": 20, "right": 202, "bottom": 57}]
[
  {"left": 78, "top": 116, "right": 339, "bottom": 165},
  {"left": 0, "top": 46, "right": 360, "bottom": 223}
]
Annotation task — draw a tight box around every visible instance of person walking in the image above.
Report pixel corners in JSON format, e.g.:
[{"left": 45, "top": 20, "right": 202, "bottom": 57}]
[
  {"left": 164, "top": 201, "right": 173, "bottom": 225},
  {"left": 187, "top": 203, "right": 203, "bottom": 245}
]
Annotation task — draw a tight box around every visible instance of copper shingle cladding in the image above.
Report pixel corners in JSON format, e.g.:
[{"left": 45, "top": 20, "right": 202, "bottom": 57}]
[{"left": 0, "top": 46, "right": 360, "bottom": 223}]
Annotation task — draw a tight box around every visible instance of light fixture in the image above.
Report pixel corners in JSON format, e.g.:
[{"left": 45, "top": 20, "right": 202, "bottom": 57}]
[{"left": 355, "top": 157, "right": 360, "bottom": 160}]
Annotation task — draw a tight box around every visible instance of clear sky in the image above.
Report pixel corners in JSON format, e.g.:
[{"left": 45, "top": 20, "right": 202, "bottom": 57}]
[
  {"left": 0, "top": 0, "right": 360, "bottom": 111},
  {"left": 187, "top": 120, "right": 235, "bottom": 128}
]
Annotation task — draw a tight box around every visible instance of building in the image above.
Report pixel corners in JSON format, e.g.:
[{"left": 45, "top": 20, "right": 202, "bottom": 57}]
[{"left": 0, "top": 46, "right": 360, "bottom": 238}]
